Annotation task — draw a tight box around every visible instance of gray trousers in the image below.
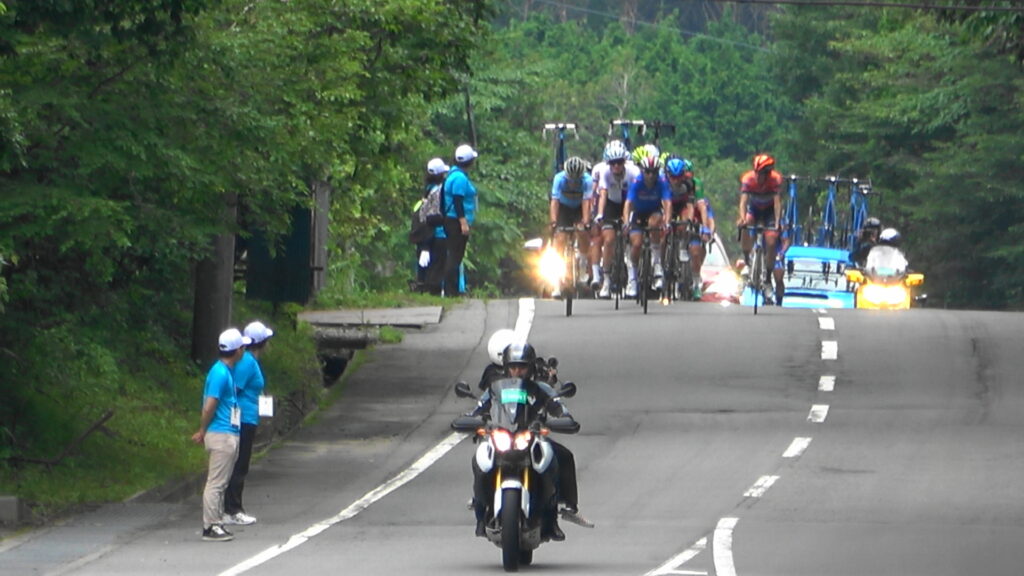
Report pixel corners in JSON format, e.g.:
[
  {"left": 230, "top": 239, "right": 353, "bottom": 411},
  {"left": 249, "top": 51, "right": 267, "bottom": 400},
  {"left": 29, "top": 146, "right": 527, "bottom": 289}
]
[{"left": 203, "top": 432, "right": 239, "bottom": 528}]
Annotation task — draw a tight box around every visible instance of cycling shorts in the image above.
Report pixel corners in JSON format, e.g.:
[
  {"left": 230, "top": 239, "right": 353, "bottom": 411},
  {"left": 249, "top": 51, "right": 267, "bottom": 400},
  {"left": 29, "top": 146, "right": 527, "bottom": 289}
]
[
  {"left": 629, "top": 209, "right": 662, "bottom": 233},
  {"left": 600, "top": 201, "right": 624, "bottom": 228},
  {"left": 555, "top": 205, "right": 584, "bottom": 228}
]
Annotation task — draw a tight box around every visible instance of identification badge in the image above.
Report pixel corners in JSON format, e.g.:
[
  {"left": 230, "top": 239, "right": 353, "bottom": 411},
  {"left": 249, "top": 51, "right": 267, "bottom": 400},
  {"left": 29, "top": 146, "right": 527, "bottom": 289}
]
[
  {"left": 230, "top": 405, "right": 241, "bottom": 428},
  {"left": 258, "top": 395, "right": 274, "bottom": 418}
]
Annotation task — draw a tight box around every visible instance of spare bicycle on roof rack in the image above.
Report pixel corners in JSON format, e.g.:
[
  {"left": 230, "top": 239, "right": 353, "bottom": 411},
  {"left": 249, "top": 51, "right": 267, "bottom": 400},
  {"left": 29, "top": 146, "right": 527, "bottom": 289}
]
[
  {"left": 608, "top": 119, "right": 646, "bottom": 152},
  {"left": 542, "top": 123, "right": 578, "bottom": 175}
]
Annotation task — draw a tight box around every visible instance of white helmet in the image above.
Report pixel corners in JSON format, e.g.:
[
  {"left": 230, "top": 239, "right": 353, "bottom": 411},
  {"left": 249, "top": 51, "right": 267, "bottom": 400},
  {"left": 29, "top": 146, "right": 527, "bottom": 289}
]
[
  {"left": 879, "top": 228, "right": 901, "bottom": 245},
  {"left": 487, "top": 329, "right": 516, "bottom": 365}
]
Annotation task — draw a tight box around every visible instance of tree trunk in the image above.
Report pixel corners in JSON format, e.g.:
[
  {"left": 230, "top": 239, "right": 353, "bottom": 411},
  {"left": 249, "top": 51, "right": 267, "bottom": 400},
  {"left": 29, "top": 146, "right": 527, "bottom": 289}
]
[{"left": 191, "top": 193, "right": 238, "bottom": 366}]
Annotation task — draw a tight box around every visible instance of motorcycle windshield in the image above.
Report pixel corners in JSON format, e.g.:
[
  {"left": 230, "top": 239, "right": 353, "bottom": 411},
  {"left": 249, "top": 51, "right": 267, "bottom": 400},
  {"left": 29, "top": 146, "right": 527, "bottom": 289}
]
[
  {"left": 487, "top": 378, "right": 532, "bottom": 432},
  {"left": 865, "top": 246, "right": 908, "bottom": 281}
]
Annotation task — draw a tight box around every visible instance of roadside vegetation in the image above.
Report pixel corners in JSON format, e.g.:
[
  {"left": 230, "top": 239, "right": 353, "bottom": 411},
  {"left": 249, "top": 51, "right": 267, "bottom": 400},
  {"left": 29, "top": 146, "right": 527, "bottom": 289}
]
[{"left": 1, "top": 0, "right": 1021, "bottom": 519}]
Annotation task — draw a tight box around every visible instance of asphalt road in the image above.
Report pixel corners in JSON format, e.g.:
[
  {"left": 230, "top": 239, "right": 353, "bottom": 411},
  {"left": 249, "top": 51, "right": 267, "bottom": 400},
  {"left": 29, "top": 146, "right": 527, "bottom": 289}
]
[{"left": 3, "top": 298, "right": 1023, "bottom": 576}]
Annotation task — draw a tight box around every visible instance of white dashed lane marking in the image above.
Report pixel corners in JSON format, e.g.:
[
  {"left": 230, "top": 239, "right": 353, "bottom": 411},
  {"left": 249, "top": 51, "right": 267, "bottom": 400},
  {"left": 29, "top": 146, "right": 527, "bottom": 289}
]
[
  {"left": 713, "top": 517, "right": 740, "bottom": 576},
  {"left": 743, "top": 475, "right": 780, "bottom": 498},
  {"left": 821, "top": 340, "right": 838, "bottom": 360},
  {"left": 818, "top": 317, "right": 835, "bottom": 330},
  {"left": 819, "top": 375, "right": 836, "bottom": 391},
  {"left": 782, "top": 437, "right": 813, "bottom": 458},
  {"left": 808, "top": 404, "right": 830, "bottom": 423}
]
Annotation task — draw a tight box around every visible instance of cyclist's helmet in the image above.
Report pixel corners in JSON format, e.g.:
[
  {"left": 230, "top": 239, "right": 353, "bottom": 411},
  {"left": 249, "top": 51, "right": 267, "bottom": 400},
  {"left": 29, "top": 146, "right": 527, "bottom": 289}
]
[
  {"left": 879, "top": 228, "right": 901, "bottom": 246},
  {"left": 487, "top": 329, "right": 515, "bottom": 366},
  {"left": 752, "top": 153, "right": 775, "bottom": 173},
  {"left": 637, "top": 153, "right": 663, "bottom": 172},
  {"left": 603, "top": 140, "right": 630, "bottom": 163},
  {"left": 503, "top": 341, "right": 537, "bottom": 375},
  {"left": 666, "top": 157, "right": 685, "bottom": 177},
  {"left": 564, "top": 156, "right": 587, "bottom": 178},
  {"left": 632, "top": 143, "right": 661, "bottom": 165}
]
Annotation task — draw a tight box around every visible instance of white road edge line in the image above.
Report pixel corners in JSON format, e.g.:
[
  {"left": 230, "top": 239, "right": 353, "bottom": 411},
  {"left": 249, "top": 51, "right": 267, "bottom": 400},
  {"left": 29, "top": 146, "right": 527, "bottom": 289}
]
[
  {"left": 821, "top": 340, "right": 838, "bottom": 360},
  {"left": 782, "top": 437, "right": 813, "bottom": 458},
  {"left": 645, "top": 536, "right": 708, "bottom": 576},
  {"left": 713, "top": 517, "right": 739, "bottom": 576},
  {"left": 818, "top": 317, "right": 835, "bottom": 330},
  {"left": 220, "top": 299, "right": 537, "bottom": 576},
  {"left": 743, "top": 475, "right": 780, "bottom": 498},
  {"left": 808, "top": 404, "right": 830, "bottom": 423},
  {"left": 818, "top": 375, "right": 836, "bottom": 392},
  {"left": 218, "top": 432, "right": 468, "bottom": 576}
]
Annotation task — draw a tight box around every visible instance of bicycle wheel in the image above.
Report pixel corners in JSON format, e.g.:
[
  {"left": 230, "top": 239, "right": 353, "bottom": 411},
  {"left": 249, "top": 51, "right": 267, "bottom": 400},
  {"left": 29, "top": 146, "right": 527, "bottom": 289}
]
[
  {"left": 613, "top": 231, "right": 624, "bottom": 310},
  {"left": 640, "top": 238, "right": 651, "bottom": 314},
  {"left": 564, "top": 243, "right": 574, "bottom": 317},
  {"left": 662, "top": 230, "right": 677, "bottom": 303},
  {"left": 751, "top": 239, "right": 764, "bottom": 315}
]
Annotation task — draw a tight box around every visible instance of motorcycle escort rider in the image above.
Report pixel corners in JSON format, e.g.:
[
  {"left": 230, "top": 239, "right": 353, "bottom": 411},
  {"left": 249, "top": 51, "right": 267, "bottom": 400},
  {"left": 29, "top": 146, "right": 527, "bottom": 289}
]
[{"left": 466, "top": 341, "right": 587, "bottom": 541}]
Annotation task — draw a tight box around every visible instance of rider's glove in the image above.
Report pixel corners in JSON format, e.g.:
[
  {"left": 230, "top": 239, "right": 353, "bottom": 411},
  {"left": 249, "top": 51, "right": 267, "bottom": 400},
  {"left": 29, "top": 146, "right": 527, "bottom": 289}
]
[
  {"left": 594, "top": 214, "right": 604, "bottom": 223},
  {"left": 700, "top": 225, "right": 712, "bottom": 237}
]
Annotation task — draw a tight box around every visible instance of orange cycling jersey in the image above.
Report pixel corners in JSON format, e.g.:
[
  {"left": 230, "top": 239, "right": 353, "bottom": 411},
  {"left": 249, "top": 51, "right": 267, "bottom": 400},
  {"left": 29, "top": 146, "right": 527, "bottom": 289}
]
[{"left": 740, "top": 170, "right": 783, "bottom": 208}]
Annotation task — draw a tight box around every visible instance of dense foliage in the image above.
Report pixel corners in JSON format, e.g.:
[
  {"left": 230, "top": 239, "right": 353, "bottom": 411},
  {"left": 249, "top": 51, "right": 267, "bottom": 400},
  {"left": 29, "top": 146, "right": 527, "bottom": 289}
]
[{"left": 0, "top": 0, "right": 1021, "bottom": 509}]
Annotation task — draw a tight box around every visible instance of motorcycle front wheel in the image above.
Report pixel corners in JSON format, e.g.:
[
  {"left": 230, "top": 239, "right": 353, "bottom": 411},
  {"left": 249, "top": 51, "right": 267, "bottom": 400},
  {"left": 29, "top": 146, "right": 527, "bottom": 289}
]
[{"left": 501, "top": 489, "right": 522, "bottom": 572}]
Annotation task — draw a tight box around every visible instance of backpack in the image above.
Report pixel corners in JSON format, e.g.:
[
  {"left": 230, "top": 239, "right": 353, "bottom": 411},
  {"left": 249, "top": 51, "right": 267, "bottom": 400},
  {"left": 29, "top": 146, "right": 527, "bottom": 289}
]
[
  {"left": 419, "top": 183, "right": 445, "bottom": 227},
  {"left": 408, "top": 183, "right": 446, "bottom": 244}
]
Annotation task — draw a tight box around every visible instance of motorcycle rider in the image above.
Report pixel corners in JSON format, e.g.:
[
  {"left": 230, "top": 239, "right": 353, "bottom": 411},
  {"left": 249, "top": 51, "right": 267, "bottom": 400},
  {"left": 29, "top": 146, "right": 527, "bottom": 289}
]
[
  {"left": 468, "top": 341, "right": 582, "bottom": 541},
  {"left": 852, "top": 217, "right": 883, "bottom": 267}
]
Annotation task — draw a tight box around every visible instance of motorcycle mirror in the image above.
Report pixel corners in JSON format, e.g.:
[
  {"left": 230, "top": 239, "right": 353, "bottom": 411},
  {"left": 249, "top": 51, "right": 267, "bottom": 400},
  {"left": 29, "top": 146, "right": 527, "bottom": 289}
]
[
  {"left": 906, "top": 273, "right": 925, "bottom": 286},
  {"left": 546, "top": 417, "right": 580, "bottom": 434},
  {"left": 557, "top": 381, "right": 577, "bottom": 398},
  {"left": 454, "top": 381, "right": 477, "bottom": 399}
]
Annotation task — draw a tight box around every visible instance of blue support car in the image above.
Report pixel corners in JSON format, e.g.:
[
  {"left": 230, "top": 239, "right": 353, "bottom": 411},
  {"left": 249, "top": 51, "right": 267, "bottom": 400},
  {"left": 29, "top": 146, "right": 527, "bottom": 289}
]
[{"left": 779, "top": 246, "right": 856, "bottom": 309}]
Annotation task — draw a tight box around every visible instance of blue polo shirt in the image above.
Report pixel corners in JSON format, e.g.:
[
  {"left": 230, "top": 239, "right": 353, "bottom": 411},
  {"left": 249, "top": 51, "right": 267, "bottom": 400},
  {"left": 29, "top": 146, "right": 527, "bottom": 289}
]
[
  {"left": 443, "top": 166, "right": 477, "bottom": 225},
  {"left": 203, "top": 361, "right": 239, "bottom": 434},
  {"left": 232, "top": 351, "right": 265, "bottom": 425}
]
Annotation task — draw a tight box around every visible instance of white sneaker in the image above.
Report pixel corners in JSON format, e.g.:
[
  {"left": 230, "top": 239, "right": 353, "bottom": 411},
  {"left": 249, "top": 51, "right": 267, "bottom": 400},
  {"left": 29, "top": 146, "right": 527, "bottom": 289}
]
[
  {"left": 625, "top": 278, "right": 638, "bottom": 298},
  {"left": 598, "top": 278, "right": 611, "bottom": 299},
  {"left": 223, "top": 511, "right": 257, "bottom": 526}
]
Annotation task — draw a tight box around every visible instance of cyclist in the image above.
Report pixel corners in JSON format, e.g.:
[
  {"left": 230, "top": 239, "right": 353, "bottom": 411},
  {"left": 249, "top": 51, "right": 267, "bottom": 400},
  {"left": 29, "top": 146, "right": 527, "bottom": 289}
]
[
  {"left": 594, "top": 140, "right": 640, "bottom": 299},
  {"left": 665, "top": 157, "right": 714, "bottom": 299},
  {"left": 852, "top": 217, "right": 883, "bottom": 267},
  {"left": 549, "top": 156, "right": 594, "bottom": 298},
  {"left": 737, "top": 153, "right": 783, "bottom": 289},
  {"left": 623, "top": 147, "right": 672, "bottom": 297}
]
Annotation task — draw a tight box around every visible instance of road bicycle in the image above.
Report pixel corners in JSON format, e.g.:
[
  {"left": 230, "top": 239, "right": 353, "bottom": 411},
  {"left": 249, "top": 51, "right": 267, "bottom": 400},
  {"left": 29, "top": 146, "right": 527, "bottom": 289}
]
[
  {"left": 634, "top": 225, "right": 663, "bottom": 315},
  {"left": 844, "top": 178, "right": 877, "bottom": 253},
  {"left": 664, "top": 219, "right": 697, "bottom": 302},
  {"left": 783, "top": 174, "right": 805, "bottom": 247},
  {"left": 542, "top": 123, "right": 578, "bottom": 175},
  {"left": 608, "top": 119, "right": 646, "bottom": 152},
  {"left": 554, "top": 225, "right": 588, "bottom": 317},
  {"left": 739, "top": 225, "right": 775, "bottom": 315},
  {"left": 814, "top": 176, "right": 840, "bottom": 248},
  {"left": 601, "top": 219, "right": 628, "bottom": 311}
]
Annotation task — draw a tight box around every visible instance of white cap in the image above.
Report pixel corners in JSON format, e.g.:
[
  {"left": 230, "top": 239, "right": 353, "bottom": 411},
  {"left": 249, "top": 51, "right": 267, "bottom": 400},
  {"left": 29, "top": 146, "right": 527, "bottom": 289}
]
[
  {"left": 218, "top": 328, "right": 252, "bottom": 352},
  {"left": 454, "top": 144, "right": 478, "bottom": 163},
  {"left": 243, "top": 321, "right": 274, "bottom": 344},
  {"left": 426, "top": 157, "right": 449, "bottom": 175}
]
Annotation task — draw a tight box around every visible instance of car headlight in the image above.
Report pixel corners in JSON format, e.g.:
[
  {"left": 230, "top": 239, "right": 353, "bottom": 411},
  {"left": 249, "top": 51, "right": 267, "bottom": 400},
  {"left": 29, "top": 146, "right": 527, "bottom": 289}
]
[{"left": 862, "top": 283, "right": 907, "bottom": 305}]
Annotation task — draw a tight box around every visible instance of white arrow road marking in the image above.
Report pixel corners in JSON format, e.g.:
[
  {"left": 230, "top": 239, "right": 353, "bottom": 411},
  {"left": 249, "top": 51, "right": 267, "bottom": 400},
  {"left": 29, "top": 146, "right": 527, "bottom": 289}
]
[
  {"left": 782, "top": 437, "right": 813, "bottom": 458},
  {"left": 818, "top": 375, "right": 836, "bottom": 392},
  {"left": 713, "top": 517, "right": 739, "bottom": 576},
  {"left": 821, "top": 340, "right": 838, "bottom": 360}
]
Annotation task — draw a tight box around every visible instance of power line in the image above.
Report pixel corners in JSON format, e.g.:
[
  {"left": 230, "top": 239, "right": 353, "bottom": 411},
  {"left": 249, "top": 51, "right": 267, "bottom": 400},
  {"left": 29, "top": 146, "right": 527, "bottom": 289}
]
[{"left": 708, "top": 0, "right": 1024, "bottom": 13}]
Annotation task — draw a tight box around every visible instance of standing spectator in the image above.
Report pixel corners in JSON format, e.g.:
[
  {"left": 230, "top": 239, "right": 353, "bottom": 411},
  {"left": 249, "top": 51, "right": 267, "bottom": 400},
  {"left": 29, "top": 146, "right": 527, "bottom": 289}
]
[
  {"left": 442, "top": 144, "right": 479, "bottom": 297},
  {"left": 422, "top": 158, "right": 449, "bottom": 295},
  {"left": 223, "top": 321, "right": 274, "bottom": 527},
  {"left": 192, "top": 328, "right": 249, "bottom": 542}
]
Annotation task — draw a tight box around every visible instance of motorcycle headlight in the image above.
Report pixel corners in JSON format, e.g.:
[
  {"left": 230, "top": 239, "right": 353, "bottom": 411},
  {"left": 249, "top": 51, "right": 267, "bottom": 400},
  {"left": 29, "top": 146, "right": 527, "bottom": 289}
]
[
  {"left": 490, "top": 429, "right": 512, "bottom": 452},
  {"left": 513, "top": 430, "right": 534, "bottom": 451},
  {"left": 863, "top": 283, "right": 907, "bottom": 305},
  {"left": 538, "top": 247, "right": 565, "bottom": 288}
]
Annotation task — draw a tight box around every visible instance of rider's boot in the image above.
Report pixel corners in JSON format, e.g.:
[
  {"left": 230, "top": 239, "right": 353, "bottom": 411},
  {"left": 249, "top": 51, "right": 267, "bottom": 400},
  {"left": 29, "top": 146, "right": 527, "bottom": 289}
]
[
  {"left": 624, "top": 261, "right": 638, "bottom": 298},
  {"left": 652, "top": 254, "right": 664, "bottom": 290},
  {"left": 591, "top": 265, "right": 602, "bottom": 290},
  {"left": 598, "top": 276, "right": 611, "bottom": 299}
]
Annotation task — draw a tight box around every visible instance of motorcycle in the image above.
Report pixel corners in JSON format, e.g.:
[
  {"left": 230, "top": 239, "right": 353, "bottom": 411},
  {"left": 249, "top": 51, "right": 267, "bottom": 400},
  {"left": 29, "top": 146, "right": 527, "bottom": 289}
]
[
  {"left": 844, "top": 245, "right": 924, "bottom": 309},
  {"left": 451, "top": 376, "right": 579, "bottom": 572}
]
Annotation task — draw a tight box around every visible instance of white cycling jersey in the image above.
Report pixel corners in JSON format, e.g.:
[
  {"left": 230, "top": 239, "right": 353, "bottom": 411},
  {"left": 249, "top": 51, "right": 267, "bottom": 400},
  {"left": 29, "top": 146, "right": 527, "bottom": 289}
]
[{"left": 597, "top": 161, "right": 640, "bottom": 204}]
